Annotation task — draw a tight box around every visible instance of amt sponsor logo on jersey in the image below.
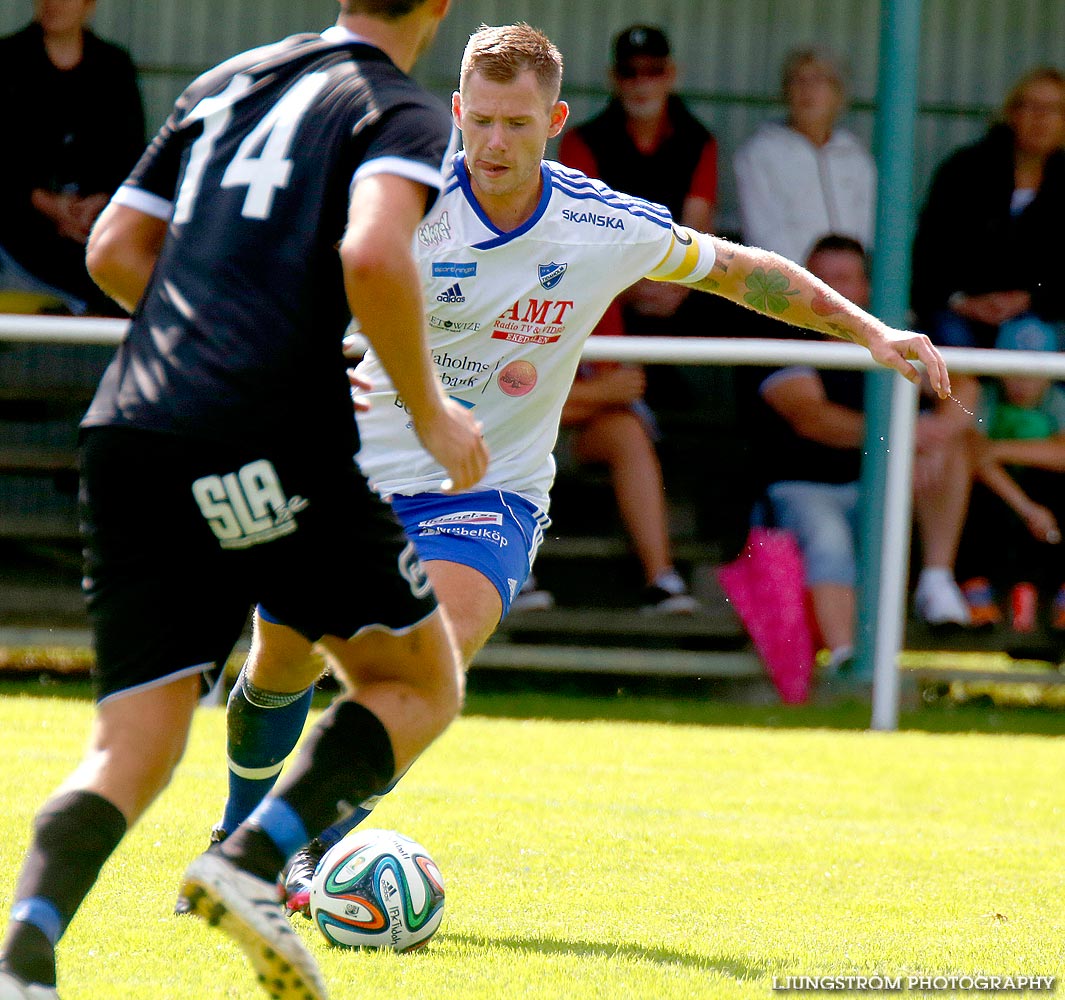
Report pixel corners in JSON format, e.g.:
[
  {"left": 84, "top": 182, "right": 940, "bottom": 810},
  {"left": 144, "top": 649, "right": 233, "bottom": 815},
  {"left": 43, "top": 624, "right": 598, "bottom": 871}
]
[
  {"left": 492, "top": 298, "right": 575, "bottom": 345},
  {"left": 192, "top": 459, "right": 308, "bottom": 549},
  {"left": 562, "top": 208, "right": 625, "bottom": 230},
  {"left": 418, "top": 211, "right": 452, "bottom": 248}
]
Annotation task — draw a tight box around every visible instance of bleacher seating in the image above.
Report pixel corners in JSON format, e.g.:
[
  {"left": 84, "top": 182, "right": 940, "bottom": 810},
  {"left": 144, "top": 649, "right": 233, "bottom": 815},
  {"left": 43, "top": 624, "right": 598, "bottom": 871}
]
[
  {"left": 0, "top": 342, "right": 110, "bottom": 539},
  {"left": 2, "top": 338, "right": 1063, "bottom": 690}
]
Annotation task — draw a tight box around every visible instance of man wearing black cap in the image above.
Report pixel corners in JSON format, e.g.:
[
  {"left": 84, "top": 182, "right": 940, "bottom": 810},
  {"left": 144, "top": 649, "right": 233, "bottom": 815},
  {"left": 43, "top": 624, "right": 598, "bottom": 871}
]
[
  {"left": 561, "top": 24, "right": 717, "bottom": 254},
  {"left": 559, "top": 25, "right": 718, "bottom": 342}
]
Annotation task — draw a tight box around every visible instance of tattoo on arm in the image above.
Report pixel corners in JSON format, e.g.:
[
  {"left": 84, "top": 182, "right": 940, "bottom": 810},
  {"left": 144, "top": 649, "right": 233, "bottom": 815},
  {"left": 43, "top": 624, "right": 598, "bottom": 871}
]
[
  {"left": 825, "top": 321, "right": 857, "bottom": 342},
  {"left": 811, "top": 290, "right": 845, "bottom": 317},
  {"left": 743, "top": 267, "right": 799, "bottom": 315}
]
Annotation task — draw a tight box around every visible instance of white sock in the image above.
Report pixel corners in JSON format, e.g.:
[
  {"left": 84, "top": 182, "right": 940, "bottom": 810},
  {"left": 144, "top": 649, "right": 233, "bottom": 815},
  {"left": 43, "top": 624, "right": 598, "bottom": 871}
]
[
  {"left": 827, "top": 645, "right": 854, "bottom": 670},
  {"left": 918, "top": 566, "right": 952, "bottom": 589}
]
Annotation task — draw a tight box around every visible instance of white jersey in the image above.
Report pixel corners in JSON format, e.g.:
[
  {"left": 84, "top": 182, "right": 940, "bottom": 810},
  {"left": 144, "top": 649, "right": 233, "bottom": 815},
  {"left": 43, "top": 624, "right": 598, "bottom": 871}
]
[{"left": 355, "top": 153, "right": 716, "bottom": 511}]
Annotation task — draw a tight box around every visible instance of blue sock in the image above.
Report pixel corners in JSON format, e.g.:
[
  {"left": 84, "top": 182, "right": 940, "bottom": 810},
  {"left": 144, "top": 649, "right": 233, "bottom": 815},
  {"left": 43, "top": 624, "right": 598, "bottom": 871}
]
[
  {"left": 245, "top": 798, "right": 308, "bottom": 865},
  {"left": 219, "top": 666, "right": 314, "bottom": 834}
]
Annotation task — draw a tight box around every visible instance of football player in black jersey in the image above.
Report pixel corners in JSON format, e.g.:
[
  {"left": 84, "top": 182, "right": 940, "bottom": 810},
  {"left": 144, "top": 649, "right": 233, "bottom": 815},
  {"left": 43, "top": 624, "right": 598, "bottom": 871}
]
[{"left": 0, "top": 3, "right": 486, "bottom": 999}]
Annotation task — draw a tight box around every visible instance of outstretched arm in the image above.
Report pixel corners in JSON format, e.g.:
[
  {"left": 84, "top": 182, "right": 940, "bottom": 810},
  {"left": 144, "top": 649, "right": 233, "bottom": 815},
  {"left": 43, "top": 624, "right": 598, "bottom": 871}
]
[{"left": 688, "top": 237, "right": 952, "bottom": 399}]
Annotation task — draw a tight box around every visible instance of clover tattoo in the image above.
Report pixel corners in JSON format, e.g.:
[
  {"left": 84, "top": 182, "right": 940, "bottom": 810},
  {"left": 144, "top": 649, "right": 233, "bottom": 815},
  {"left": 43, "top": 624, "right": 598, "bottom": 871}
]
[{"left": 743, "top": 268, "right": 799, "bottom": 314}]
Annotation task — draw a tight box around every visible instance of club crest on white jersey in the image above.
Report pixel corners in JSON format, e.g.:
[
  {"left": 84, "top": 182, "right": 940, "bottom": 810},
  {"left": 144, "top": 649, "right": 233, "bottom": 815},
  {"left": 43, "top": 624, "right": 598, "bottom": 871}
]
[{"left": 537, "top": 261, "right": 568, "bottom": 289}]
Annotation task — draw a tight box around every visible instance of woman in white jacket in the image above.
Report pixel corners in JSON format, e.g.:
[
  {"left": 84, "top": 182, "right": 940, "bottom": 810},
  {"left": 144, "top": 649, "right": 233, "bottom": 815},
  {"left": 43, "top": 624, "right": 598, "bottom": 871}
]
[{"left": 734, "top": 46, "right": 876, "bottom": 265}]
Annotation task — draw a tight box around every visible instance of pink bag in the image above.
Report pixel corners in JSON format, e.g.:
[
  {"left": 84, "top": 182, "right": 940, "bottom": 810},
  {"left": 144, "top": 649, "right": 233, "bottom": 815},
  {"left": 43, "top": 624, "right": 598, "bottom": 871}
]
[{"left": 717, "top": 527, "right": 815, "bottom": 704}]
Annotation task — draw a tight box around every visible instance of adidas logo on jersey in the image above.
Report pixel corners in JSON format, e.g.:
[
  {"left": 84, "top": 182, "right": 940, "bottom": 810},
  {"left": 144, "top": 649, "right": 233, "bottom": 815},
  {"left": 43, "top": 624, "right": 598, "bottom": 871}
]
[{"left": 436, "top": 282, "right": 465, "bottom": 303}]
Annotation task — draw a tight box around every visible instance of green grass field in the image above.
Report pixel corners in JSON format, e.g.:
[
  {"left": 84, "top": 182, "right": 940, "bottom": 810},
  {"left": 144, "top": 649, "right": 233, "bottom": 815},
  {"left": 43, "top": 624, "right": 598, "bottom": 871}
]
[{"left": 1, "top": 679, "right": 1063, "bottom": 999}]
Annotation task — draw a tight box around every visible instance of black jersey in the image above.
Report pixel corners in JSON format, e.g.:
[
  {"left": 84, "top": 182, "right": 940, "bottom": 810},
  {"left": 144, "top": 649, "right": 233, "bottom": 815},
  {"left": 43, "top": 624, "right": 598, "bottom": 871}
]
[{"left": 83, "top": 31, "right": 453, "bottom": 457}]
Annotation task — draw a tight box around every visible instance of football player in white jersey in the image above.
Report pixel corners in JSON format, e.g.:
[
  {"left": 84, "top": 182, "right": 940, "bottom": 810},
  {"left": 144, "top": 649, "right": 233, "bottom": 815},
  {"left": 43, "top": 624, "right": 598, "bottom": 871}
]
[{"left": 212, "top": 23, "right": 953, "bottom": 914}]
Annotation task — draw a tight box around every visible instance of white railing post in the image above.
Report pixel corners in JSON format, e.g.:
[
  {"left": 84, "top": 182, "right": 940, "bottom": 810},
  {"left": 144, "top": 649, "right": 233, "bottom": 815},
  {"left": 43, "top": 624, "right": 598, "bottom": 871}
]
[{"left": 870, "top": 376, "right": 919, "bottom": 731}]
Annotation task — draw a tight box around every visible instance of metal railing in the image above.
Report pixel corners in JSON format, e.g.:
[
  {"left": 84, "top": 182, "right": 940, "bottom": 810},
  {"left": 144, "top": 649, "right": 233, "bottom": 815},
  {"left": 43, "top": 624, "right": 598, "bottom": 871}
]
[{"left": 5, "top": 313, "right": 1065, "bottom": 729}]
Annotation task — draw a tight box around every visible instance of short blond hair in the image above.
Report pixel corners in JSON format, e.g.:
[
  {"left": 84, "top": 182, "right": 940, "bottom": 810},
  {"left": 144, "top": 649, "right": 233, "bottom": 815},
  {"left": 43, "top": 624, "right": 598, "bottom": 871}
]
[{"left": 460, "top": 23, "right": 563, "bottom": 103}]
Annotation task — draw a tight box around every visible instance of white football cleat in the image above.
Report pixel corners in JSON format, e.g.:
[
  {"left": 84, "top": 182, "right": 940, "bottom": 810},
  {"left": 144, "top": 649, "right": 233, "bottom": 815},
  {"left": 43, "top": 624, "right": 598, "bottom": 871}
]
[
  {"left": 180, "top": 852, "right": 328, "bottom": 1000},
  {"left": 0, "top": 970, "right": 59, "bottom": 1000}
]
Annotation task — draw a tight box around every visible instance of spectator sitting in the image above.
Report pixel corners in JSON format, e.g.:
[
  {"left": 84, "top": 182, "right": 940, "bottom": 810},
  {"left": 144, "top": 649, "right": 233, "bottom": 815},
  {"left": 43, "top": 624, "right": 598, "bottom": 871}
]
[
  {"left": 0, "top": 0, "right": 145, "bottom": 316},
  {"left": 558, "top": 24, "right": 723, "bottom": 415},
  {"left": 751, "top": 235, "right": 971, "bottom": 675},
  {"left": 513, "top": 318, "right": 699, "bottom": 615},
  {"left": 733, "top": 45, "right": 876, "bottom": 266},
  {"left": 910, "top": 66, "right": 1065, "bottom": 414},
  {"left": 554, "top": 358, "right": 699, "bottom": 614},
  {"left": 957, "top": 316, "right": 1065, "bottom": 632}
]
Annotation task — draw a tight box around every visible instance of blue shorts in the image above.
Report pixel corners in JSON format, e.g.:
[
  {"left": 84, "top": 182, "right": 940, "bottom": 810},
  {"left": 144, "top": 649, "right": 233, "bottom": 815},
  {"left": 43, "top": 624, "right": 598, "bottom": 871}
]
[{"left": 391, "top": 490, "right": 551, "bottom": 618}]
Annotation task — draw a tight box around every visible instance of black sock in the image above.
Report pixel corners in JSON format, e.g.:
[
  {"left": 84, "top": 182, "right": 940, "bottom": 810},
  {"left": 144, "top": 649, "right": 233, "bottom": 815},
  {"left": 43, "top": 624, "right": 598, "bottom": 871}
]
[
  {"left": 1, "top": 790, "right": 126, "bottom": 985},
  {"left": 221, "top": 700, "right": 395, "bottom": 881},
  {"left": 274, "top": 699, "right": 395, "bottom": 829},
  {"left": 0, "top": 925, "right": 54, "bottom": 988}
]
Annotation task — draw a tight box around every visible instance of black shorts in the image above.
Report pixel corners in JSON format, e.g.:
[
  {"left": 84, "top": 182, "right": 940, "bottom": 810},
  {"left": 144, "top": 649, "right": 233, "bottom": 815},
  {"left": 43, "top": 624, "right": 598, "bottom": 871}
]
[{"left": 79, "top": 426, "right": 437, "bottom": 703}]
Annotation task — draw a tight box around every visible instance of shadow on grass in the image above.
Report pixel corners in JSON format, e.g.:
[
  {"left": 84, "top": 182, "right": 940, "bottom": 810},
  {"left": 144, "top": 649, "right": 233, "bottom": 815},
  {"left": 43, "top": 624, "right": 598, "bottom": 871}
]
[
  {"left": 2, "top": 669, "right": 1063, "bottom": 738},
  {"left": 460, "top": 669, "right": 1065, "bottom": 737},
  {"left": 443, "top": 930, "right": 767, "bottom": 981},
  {"left": 0, "top": 675, "right": 95, "bottom": 701}
]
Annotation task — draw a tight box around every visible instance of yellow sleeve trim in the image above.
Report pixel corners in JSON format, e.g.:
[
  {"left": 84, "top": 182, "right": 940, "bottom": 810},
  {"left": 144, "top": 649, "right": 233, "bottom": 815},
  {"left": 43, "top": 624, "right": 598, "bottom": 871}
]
[{"left": 649, "top": 229, "right": 702, "bottom": 282}]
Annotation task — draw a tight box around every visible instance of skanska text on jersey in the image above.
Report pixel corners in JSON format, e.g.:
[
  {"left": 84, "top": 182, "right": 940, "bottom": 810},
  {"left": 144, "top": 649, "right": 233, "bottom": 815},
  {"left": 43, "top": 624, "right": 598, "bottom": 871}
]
[{"left": 562, "top": 208, "right": 625, "bottom": 229}]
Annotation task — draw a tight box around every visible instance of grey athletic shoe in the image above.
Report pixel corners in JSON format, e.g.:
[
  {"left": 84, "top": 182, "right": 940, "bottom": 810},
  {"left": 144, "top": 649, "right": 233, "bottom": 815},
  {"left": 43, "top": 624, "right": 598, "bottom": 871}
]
[
  {"left": 0, "top": 970, "right": 59, "bottom": 1000},
  {"left": 179, "top": 852, "right": 328, "bottom": 1000}
]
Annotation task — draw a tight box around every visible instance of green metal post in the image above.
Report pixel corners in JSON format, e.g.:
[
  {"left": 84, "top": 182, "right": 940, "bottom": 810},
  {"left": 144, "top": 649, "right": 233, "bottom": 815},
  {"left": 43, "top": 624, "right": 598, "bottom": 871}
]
[{"left": 855, "top": 0, "right": 923, "bottom": 729}]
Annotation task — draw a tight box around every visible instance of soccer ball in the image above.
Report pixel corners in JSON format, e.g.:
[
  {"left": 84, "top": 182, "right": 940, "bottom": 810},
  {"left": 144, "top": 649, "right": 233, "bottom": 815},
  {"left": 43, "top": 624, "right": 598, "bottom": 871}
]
[{"left": 308, "top": 828, "right": 445, "bottom": 952}]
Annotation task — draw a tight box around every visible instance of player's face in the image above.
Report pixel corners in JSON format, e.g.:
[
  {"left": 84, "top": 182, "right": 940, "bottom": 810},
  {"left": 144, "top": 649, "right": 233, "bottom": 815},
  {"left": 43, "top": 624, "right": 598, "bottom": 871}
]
[{"left": 454, "top": 69, "right": 568, "bottom": 209}]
